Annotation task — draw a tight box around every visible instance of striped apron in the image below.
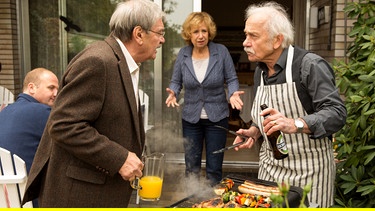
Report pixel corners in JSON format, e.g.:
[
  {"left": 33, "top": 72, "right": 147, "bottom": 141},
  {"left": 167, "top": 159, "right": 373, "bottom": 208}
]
[{"left": 251, "top": 46, "right": 335, "bottom": 207}]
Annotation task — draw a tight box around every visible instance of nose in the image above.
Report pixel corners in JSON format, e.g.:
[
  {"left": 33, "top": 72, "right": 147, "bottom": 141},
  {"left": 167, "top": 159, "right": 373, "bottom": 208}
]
[{"left": 243, "top": 37, "right": 251, "bottom": 47}]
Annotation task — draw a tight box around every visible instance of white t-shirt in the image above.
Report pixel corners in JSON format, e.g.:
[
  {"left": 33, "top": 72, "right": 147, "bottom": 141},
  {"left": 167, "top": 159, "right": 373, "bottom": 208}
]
[{"left": 193, "top": 57, "right": 209, "bottom": 119}]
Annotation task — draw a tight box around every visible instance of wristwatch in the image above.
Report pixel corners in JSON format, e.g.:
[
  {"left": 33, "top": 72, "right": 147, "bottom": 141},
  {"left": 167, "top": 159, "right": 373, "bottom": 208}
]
[{"left": 294, "top": 119, "right": 304, "bottom": 133}]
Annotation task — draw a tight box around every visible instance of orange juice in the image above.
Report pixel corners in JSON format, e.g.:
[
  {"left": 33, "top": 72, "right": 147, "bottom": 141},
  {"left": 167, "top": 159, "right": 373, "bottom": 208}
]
[{"left": 139, "top": 176, "right": 163, "bottom": 200}]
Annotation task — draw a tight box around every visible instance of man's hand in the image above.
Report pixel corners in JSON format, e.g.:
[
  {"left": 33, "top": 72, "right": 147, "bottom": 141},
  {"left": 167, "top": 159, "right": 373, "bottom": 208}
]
[
  {"left": 118, "top": 152, "right": 144, "bottom": 181},
  {"left": 233, "top": 126, "right": 260, "bottom": 151},
  {"left": 260, "top": 107, "right": 310, "bottom": 135}
]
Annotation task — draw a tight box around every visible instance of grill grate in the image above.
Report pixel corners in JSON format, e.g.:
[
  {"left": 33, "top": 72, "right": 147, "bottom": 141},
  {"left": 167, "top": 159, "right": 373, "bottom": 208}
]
[{"left": 167, "top": 174, "right": 309, "bottom": 208}]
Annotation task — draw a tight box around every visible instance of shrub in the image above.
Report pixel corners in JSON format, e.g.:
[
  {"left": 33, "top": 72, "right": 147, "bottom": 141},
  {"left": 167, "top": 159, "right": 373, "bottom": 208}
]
[{"left": 332, "top": 0, "right": 375, "bottom": 208}]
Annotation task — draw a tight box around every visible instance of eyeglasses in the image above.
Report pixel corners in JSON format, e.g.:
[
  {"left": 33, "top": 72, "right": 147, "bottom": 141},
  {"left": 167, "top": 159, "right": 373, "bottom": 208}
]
[{"left": 148, "top": 30, "right": 165, "bottom": 37}]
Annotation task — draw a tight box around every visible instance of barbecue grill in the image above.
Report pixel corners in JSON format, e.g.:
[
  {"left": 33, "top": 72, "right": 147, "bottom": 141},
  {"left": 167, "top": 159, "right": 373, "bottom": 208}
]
[{"left": 168, "top": 174, "right": 310, "bottom": 208}]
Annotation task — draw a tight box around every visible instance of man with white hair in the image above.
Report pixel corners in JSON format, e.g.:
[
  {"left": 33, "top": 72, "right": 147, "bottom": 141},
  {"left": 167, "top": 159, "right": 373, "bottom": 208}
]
[{"left": 233, "top": 1, "right": 346, "bottom": 207}]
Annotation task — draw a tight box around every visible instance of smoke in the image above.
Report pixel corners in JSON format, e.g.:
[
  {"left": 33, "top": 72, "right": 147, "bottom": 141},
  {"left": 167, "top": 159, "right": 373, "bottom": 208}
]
[
  {"left": 163, "top": 167, "right": 217, "bottom": 203},
  {"left": 144, "top": 122, "right": 218, "bottom": 203}
]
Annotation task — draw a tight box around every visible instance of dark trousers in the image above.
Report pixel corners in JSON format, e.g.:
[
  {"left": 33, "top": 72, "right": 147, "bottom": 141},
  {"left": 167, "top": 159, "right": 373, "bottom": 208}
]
[{"left": 182, "top": 118, "right": 228, "bottom": 186}]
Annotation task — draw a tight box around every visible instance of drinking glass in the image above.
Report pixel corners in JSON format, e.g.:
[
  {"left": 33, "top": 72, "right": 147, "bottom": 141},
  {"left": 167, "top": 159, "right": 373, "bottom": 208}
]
[{"left": 131, "top": 152, "right": 165, "bottom": 201}]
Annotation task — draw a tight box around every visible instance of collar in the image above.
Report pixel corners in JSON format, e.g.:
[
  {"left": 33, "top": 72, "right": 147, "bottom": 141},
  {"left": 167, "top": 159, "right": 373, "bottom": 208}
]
[
  {"left": 115, "top": 37, "right": 140, "bottom": 73},
  {"left": 277, "top": 47, "right": 288, "bottom": 71},
  {"left": 260, "top": 47, "right": 288, "bottom": 78},
  {"left": 17, "top": 93, "right": 40, "bottom": 103}
]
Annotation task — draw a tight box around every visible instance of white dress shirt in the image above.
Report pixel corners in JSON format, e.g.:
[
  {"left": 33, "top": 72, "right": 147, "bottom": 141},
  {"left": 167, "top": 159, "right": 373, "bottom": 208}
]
[{"left": 115, "top": 38, "right": 140, "bottom": 109}]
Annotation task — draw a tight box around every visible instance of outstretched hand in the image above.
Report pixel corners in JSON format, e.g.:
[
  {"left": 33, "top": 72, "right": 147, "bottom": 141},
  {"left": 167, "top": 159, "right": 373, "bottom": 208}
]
[
  {"left": 165, "top": 88, "right": 179, "bottom": 107},
  {"left": 229, "top": 91, "right": 245, "bottom": 110}
]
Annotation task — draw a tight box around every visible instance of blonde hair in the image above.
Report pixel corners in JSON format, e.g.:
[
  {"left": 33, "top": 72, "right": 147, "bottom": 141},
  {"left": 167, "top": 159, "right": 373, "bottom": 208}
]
[{"left": 181, "top": 12, "right": 217, "bottom": 45}]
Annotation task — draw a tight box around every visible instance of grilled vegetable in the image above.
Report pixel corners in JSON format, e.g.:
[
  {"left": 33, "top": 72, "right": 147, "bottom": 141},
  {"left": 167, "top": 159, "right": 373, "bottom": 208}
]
[{"left": 213, "top": 178, "right": 235, "bottom": 196}]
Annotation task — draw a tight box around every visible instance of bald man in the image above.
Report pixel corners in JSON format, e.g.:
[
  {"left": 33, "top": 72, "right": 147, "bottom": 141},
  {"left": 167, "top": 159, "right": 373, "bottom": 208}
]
[{"left": 0, "top": 67, "right": 59, "bottom": 173}]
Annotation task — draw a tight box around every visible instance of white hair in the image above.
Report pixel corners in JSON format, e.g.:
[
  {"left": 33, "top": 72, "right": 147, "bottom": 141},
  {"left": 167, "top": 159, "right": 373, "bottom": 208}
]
[{"left": 245, "top": 1, "right": 294, "bottom": 48}]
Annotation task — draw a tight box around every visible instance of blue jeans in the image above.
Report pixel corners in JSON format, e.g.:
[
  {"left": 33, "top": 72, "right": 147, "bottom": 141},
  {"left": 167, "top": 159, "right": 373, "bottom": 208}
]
[{"left": 182, "top": 118, "right": 228, "bottom": 186}]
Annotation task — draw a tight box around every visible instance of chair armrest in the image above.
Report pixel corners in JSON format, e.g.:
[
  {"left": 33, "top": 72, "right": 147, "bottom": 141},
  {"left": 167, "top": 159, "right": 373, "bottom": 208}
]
[{"left": 0, "top": 175, "right": 27, "bottom": 184}]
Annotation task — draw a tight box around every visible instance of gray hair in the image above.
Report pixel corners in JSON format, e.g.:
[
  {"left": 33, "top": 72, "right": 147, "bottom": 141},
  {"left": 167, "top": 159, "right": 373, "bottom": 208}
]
[
  {"left": 109, "top": 0, "right": 165, "bottom": 42},
  {"left": 245, "top": 1, "right": 294, "bottom": 48}
]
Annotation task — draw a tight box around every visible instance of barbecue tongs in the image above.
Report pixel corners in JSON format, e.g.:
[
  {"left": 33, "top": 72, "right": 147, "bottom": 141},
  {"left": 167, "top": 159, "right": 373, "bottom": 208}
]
[{"left": 212, "top": 125, "right": 251, "bottom": 154}]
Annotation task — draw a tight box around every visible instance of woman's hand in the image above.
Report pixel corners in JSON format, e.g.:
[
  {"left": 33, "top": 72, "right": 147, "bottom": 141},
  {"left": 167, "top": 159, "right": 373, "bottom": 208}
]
[
  {"left": 229, "top": 90, "right": 245, "bottom": 110},
  {"left": 165, "top": 88, "right": 179, "bottom": 107}
]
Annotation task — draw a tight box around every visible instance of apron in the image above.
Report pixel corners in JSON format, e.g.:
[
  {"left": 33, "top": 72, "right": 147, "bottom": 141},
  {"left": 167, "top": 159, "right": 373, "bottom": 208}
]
[{"left": 251, "top": 45, "right": 335, "bottom": 208}]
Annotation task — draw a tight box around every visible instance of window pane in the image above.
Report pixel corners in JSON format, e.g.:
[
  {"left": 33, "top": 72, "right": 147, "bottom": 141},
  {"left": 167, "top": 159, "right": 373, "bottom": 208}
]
[
  {"left": 66, "top": 0, "right": 116, "bottom": 61},
  {"left": 29, "top": 0, "right": 60, "bottom": 77},
  {"left": 152, "top": 0, "right": 193, "bottom": 153}
]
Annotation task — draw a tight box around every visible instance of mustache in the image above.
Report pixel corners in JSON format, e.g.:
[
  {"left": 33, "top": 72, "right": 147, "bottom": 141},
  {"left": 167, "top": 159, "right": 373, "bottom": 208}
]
[{"left": 244, "top": 47, "right": 254, "bottom": 54}]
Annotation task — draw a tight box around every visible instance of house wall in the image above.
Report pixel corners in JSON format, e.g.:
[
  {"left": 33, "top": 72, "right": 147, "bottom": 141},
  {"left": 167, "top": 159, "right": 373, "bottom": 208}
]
[
  {"left": 310, "top": 0, "right": 355, "bottom": 63},
  {"left": 0, "top": 0, "right": 20, "bottom": 96}
]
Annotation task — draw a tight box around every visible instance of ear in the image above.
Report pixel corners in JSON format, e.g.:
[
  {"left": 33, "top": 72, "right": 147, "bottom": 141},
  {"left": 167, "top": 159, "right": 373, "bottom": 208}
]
[
  {"left": 27, "top": 83, "right": 37, "bottom": 95},
  {"left": 133, "top": 25, "right": 144, "bottom": 45},
  {"left": 273, "top": 34, "right": 284, "bottom": 49}
]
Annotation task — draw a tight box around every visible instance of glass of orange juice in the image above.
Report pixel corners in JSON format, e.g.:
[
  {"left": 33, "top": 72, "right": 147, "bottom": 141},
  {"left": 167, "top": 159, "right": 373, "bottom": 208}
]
[{"left": 131, "top": 152, "right": 165, "bottom": 201}]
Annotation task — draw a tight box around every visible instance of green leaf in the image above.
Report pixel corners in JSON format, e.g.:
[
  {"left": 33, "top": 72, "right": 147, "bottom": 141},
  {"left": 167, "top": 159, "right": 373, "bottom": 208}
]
[
  {"left": 362, "top": 35, "right": 372, "bottom": 41},
  {"left": 342, "top": 183, "right": 357, "bottom": 194},
  {"left": 344, "top": 142, "right": 353, "bottom": 154},
  {"left": 348, "top": 26, "right": 363, "bottom": 37},
  {"left": 360, "top": 115, "right": 367, "bottom": 130},
  {"left": 346, "top": 155, "right": 360, "bottom": 167},
  {"left": 343, "top": 3, "right": 356, "bottom": 14},
  {"left": 334, "top": 198, "right": 347, "bottom": 207},
  {"left": 356, "top": 185, "right": 375, "bottom": 196},
  {"left": 364, "top": 151, "right": 375, "bottom": 165},
  {"left": 340, "top": 174, "right": 356, "bottom": 182},
  {"left": 368, "top": 69, "right": 375, "bottom": 76},
  {"left": 357, "top": 145, "right": 375, "bottom": 151},
  {"left": 363, "top": 109, "right": 375, "bottom": 115},
  {"left": 358, "top": 75, "right": 375, "bottom": 82},
  {"left": 350, "top": 95, "right": 363, "bottom": 102},
  {"left": 351, "top": 166, "right": 359, "bottom": 181},
  {"left": 365, "top": 50, "right": 375, "bottom": 71}
]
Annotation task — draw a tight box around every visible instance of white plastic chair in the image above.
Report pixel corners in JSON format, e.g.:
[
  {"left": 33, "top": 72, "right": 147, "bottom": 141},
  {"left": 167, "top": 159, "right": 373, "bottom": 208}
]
[
  {"left": 0, "top": 147, "right": 32, "bottom": 208},
  {"left": 0, "top": 86, "right": 15, "bottom": 111}
]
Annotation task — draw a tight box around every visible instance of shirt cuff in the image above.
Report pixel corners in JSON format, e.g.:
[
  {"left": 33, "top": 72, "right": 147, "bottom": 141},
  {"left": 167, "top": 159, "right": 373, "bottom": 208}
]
[{"left": 303, "top": 116, "right": 327, "bottom": 139}]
